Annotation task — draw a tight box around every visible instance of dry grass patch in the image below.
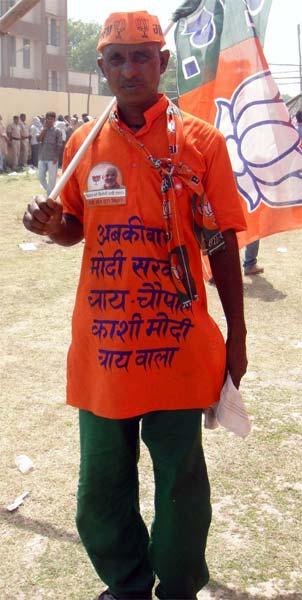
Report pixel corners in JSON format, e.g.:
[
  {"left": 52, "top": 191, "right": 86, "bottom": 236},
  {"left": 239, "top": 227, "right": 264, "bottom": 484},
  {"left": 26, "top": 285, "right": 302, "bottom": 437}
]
[{"left": 0, "top": 172, "right": 301, "bottom": 599}]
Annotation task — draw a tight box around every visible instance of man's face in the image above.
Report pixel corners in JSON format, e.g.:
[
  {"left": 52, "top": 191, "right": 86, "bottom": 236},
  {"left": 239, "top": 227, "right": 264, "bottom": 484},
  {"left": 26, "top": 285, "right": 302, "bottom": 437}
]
[
  {"left": 99, "top": 43, "right": 169, "bottom": 110},
  {"left": 45, "top": 115, "right": 55, "bottom": 128},
  {"left": 13, "top": 117, "right": 19, "bottom": 124},
  {"left": 104, "top": 167, "right": 118, "bottom": 188},
  {"left": 20, "top": 114, "right": 26, "bottom": 122}
]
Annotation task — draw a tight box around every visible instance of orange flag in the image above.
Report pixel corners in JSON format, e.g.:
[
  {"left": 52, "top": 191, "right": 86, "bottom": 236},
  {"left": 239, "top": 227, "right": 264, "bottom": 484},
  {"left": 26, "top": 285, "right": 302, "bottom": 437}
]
[{"left": 174, "top": 0, "right": 302, "bottom": 247}]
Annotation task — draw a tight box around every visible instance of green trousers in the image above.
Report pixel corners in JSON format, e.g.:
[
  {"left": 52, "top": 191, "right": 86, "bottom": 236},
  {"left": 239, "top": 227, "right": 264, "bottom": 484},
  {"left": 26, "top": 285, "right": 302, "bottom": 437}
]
[{"left": 76, "top": 409, "right": 211, "bottom": 600}]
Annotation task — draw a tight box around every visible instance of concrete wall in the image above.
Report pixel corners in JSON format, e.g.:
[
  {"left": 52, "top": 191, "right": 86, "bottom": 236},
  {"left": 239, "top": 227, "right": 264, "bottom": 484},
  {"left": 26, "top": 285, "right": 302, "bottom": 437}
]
[
  {"left": 68, "top": 71, "right": 99, "bottom": 95},
  {"left": 0, "top": 87, "right": 113, "bottom": 123}
]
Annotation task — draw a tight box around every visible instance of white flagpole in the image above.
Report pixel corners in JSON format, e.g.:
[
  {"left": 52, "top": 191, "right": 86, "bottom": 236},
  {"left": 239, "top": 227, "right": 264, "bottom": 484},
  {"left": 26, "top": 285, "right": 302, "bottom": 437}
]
[
  {"left": 48, "top": 97, "right": 116, "bottom": 200},
  {"left": 48, "top": 22, "right": 175, "bottom": 202}
]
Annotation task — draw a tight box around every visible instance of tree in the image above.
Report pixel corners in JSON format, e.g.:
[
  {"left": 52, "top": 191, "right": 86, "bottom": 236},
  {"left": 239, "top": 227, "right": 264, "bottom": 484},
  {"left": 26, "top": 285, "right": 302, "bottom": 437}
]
[
  {"left": 160, "top": 52, "right": 178, "bottom": 99},
  {"left": 68, "top": 20, "right": 100, "bottom": 74}
]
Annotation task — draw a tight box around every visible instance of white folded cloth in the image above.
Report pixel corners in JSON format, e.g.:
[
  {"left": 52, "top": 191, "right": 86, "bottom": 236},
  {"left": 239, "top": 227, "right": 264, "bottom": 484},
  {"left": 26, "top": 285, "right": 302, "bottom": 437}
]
[{"left": 204, "top": 373, "right": 251, "bottom": 438}]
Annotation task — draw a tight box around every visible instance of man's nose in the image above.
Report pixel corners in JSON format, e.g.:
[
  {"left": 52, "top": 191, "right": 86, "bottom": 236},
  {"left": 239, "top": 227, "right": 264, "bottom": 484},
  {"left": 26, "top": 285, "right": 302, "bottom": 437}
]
[{"left": 121, "top": 59, "right": 140, "bottom": 78}]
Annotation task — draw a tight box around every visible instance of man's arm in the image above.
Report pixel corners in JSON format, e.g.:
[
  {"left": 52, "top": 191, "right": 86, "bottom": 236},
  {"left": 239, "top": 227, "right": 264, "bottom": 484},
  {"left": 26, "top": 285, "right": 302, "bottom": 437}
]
[
  {"left": 37, "top": 128, "right": 47, "bottom": 143},
  {"left": 209, "top": 228, "right": 247, "bottom": 388},
  {"left": 23, "top": 196, "right": 83, "bottom": 246}
]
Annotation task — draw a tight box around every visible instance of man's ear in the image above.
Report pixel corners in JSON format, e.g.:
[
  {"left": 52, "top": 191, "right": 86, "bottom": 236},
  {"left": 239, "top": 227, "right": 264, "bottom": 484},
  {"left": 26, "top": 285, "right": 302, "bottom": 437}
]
[
  {"left": 159, "top": 49, "right": 170, "bottom": 75},
  {"left": 97, "top": 57, "right": 106, "bottom": 78}
]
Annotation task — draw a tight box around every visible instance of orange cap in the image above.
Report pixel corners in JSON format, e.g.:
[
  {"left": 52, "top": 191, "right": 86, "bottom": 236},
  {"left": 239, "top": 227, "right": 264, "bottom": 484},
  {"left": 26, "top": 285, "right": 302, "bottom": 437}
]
[{"left": 97, "top": 11, "right": 165, "bottom": 52}]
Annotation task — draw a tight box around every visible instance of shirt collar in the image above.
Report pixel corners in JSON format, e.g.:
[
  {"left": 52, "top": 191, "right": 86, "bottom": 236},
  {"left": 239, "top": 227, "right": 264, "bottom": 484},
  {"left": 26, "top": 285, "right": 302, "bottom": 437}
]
[{"left": 118, "top": 94, "right": 169, "bottom": 136}]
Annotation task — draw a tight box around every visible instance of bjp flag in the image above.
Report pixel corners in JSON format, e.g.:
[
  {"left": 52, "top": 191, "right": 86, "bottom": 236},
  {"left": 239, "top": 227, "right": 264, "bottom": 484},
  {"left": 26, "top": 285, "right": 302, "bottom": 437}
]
[{"left": 173, "top": 0, "right": 302, "bottom": 247}]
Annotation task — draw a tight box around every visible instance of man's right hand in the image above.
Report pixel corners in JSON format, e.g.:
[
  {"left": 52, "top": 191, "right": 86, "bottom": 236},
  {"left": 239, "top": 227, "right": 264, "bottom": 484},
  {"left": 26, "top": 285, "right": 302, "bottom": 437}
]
[{"left": 23, "top": 195, "right": 63, "bottom": 237}]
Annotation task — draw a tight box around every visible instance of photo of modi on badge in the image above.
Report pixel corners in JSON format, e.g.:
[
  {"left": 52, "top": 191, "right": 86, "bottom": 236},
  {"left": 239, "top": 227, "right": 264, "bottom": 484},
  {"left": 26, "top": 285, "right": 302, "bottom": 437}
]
[{"left": 85, "top": 162, "right": 126, "bottom": 206}]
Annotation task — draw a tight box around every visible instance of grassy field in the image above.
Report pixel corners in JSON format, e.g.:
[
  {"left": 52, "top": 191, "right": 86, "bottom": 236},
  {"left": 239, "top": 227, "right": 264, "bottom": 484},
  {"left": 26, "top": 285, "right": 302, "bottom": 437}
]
[{"left": 0, "top": 171, "right": 301, "bottom": 600}]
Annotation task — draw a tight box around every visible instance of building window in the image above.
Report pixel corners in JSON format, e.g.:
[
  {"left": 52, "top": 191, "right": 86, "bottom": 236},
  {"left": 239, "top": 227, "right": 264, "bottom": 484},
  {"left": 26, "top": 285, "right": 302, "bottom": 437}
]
[
  {"left": 0, "top": 1, "right": 16, "bottom": 16},
  {"left": 48, "top": 70, "right": 60, "bottom": 91},
  {"left": 48, "top": 17, "right": 60, "bottom": 47},
  {"left": 0, "top": 0, "right": 16, "bottom": 17},
  {"left": 8, "top": 35, "right": 16, "bottom": 67},
  {"left": 23, "top": 38, "right": 30, "bottom": 69}
]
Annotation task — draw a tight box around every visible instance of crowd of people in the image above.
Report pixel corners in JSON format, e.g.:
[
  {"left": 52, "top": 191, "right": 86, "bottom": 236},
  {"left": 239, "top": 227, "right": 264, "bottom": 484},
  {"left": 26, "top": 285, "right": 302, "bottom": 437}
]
[{"left": 0, "top": 111, "right": 93, "bottom": 175}]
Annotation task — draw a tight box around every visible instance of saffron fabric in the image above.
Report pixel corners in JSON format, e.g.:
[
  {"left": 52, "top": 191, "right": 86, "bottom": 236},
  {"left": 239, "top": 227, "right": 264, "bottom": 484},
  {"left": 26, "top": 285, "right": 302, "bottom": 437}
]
[
  {"left": 60, "top": 94, "right": 246, "bottom": 419},
  {"left": 108, "top": 98, "right": 226, "bottom": 308},
  {"left": 97, "top": 11, "right": 165, "bottom": 52}
]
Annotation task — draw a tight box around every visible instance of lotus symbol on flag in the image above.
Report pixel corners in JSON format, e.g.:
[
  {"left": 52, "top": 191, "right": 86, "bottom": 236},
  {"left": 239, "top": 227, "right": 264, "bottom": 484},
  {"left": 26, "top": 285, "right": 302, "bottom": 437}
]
[
  {"left": 181, "top": 6, "right": 215, "bottom": 49},
  {"left": 215, "top": 71, "right": 302, "bottom": 211}
]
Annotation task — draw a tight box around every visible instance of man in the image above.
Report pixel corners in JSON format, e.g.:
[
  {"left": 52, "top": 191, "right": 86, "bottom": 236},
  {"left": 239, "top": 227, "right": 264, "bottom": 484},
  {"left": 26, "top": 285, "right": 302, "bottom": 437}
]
[
  {"left": 82, "top": 112, "right": 91, "bottom": 123},
  {"left": 72, "top": 113, "right": 81, "bottom": 129},
  {"left": 30, "top": 116, "right": 42, "bottom": 168},
  {"left": 243, "top": 240, "right": 264, "bottom": 276},
  {"left": 295, "top": 109, "right": 302, "bottom": 142},
  {"left": 55, "top": 114, "right": 67, "bottom": 167},
  {"left": 37, "top": 111, "right": 62, "bottom": 197},
  {"left": 0, "top": 115, "right": 8, "bottom": 173},
  {"left": 19, "top": 113, "right": 30, "bottom": 168},
  {"left": 65, "top": 117, "right": 76, "bottom": 142},
  {"left": 7, "top": 115, "right": 21, "bottom": 171},
  {"left": 23, "top": 11, "right": 247, "bottom": 600},
  {"left": 103, "top": 165, "right": 121, "bottom": 189}
]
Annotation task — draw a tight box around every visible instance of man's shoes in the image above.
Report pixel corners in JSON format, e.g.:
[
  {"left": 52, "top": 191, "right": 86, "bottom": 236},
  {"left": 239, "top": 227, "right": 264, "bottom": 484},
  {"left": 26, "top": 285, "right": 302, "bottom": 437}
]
[
  {"left": 96, "top": 590, "right": 151, "bottom": 600},
  {"left": 96, "top": 590, "right": 117, "bottom": 600},
  {"left": 244, "top": 264, "right": 264, "bottom": 276}
]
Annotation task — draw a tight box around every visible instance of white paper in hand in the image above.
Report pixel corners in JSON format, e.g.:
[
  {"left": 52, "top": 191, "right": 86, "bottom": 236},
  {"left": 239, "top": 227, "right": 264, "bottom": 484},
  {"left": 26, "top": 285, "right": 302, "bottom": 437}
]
[{"left": 216, "top": 374, "right": 251, "bottom": 438}]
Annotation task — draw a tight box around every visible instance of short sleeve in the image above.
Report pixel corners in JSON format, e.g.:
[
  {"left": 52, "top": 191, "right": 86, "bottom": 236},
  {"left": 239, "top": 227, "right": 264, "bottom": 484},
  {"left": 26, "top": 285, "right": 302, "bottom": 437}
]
[
  {"left": 203, "top": 130, "right": 246, "bottom": 233},
  {"left": 60, "top": 137, "right": 84, "bottom": 223}
]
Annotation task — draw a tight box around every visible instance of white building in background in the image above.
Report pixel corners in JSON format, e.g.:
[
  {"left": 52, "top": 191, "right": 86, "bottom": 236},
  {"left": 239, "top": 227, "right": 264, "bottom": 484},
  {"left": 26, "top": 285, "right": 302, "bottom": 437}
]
[
  {"left": 0, "top": 0, "right": 68, "bottom": 91},
  {"left": 0, "top": 0, "right": 100, "bottom": 98}
]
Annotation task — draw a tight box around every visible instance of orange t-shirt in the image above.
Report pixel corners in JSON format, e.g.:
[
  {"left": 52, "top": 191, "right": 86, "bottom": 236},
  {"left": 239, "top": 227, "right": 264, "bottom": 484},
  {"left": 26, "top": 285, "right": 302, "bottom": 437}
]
[{"left": 61, "top": 95, "right": 246, "bottom": 419}]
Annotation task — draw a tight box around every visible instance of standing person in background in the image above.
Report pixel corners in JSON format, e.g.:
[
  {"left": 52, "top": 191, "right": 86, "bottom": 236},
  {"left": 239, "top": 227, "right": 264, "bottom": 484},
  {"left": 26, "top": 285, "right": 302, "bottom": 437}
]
[
  {"left": 243, "top": 240, "right": 264, "bottom": 276},
  {"left": 55, "top": 114, "right": 67, "bottom": 167},
  {"left": 82, "top": 113, "right": 93, "bottom": 123},
  {"left": 23, "top": 11, "right": 247, "bottom": 600},
  {"left": 30, "top": 116, "right": 42, "bottom": 167},
  {"left": 66, "top": 117, "right": 76, "bottom": 142},
  {"left": 19, "top": 113, "right": 30, "bottom": 168},
  {"left": 295, "top": 110, "right": 302, "bottom": 142},
  {"left": 72, "top": 114, "right": 80, "bottom": 129},
  {"left": 7, "top": 115, "right": 21, "bottom": 171},
  {"left": 0, "top": 115, "right": 8, "bottom": 173},
  {"left": 37, "top": 111, "right": 62, "bottom": 197}
]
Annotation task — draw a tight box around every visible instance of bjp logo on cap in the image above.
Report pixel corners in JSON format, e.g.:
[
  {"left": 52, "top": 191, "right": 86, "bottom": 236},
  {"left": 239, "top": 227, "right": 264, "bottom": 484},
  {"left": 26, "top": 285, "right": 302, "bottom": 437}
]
[
  {"left": 135, "top": 17, "right": 149, "bottom": 39},
  {"left": 113, "top": 19, "right": 126, "bottom": 39}
]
